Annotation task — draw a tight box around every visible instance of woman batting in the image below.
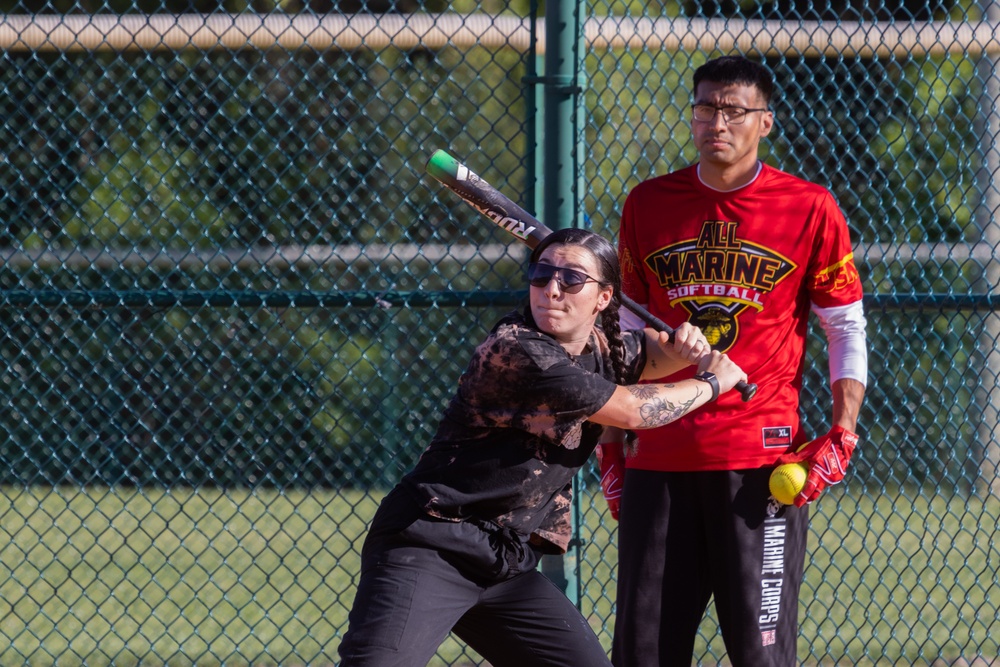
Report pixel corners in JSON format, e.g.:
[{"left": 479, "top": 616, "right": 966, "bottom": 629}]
[{"left": 338, "top": 227, "right": 747, "bottom": 667}]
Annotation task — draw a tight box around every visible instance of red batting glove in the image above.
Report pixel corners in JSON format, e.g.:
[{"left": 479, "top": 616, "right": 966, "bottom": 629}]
[
  {"left": 776, "top": 425, "right": 859, "bottom": 507},
  {"left": 597, "top": 442, "right": 625, "bottom": 521}
]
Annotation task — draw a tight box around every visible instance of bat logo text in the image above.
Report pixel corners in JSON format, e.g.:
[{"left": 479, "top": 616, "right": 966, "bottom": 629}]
[{"left": 476, "top": 204, "right": 536, "bottom": 240}]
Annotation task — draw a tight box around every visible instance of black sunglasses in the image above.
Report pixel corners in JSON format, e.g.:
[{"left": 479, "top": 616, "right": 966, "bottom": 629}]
[{"left": 527, "top": 262, "right": 601, "bottom": 294}]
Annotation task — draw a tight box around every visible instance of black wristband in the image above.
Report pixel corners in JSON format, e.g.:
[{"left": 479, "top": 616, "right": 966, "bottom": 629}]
[{"left": 694, "top": 371, "right": 720, "bottom": 402}]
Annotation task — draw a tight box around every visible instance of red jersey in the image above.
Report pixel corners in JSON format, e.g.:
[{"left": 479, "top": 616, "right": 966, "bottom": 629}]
[{"left": 618, "top": 163, "right": 864, "bottom": 471}]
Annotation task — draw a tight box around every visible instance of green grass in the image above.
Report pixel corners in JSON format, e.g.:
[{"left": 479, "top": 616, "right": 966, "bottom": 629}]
[
  {"left": 577, "top": 484, "right": 1000, "bottom": 665},
  {"left": 1, "top": 484, "right": 998, "bottom": 665}
]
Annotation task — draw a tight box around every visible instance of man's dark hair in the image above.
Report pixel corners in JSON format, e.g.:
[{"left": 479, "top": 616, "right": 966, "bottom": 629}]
[{"left": 693, "top": 55, "right": 774, "bottom": 105}]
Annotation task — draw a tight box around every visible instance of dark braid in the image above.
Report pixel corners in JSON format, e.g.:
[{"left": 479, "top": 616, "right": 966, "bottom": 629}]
[
  {"left": 600, "top": 292, "right": 629, "bottom": 386},
  {"left": 597, "top": 278, "right": 638, "bottom": 452}
]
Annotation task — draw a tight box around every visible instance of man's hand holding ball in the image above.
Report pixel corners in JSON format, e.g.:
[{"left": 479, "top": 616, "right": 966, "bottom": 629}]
[{"left": 773, "top": 426, "right": 859, "bottom": 506}]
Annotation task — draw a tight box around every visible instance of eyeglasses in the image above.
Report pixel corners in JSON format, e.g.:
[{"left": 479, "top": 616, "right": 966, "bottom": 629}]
[
  {"left": 691, "top": 104, "right": 770, "bottom": 125},
  {"left": 527, "top": 262, "right": 601, "bottom": 294}
]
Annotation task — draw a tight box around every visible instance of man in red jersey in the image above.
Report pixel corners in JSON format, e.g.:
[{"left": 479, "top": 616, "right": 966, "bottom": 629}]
[{"left": 601, "top": 55, "right": 867, "bottom": 667}]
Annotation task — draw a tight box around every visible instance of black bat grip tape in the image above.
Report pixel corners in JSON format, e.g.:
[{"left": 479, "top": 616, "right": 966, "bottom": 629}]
[{"left": 620, "top": 295, "right": 757, "bottom": 402}]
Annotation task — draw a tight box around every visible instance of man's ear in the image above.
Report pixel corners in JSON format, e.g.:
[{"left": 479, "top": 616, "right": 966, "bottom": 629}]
[{"left": 760, "top": 110, "right": 775, "bottom": 138}]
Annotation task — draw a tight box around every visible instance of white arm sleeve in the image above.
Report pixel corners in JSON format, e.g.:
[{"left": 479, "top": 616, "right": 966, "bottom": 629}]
[{"left": 810, "top": 300, "right": 868, "bottom": 386}]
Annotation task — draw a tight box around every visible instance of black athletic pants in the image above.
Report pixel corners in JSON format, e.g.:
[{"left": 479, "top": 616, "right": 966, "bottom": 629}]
[
  {"left": 612, "top": 468, "right": 808, "bottom": 667},
  {"left": 339, "top": 487, "right": 613, "bottom": 667}
]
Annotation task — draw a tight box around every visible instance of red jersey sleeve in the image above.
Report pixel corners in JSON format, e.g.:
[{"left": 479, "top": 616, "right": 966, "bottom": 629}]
[
  {"left": 619, "top": 191, "right": 650, "bottom": 306},
  {"left": 806, "top": 192, "right": 863, "bottom": 308}
]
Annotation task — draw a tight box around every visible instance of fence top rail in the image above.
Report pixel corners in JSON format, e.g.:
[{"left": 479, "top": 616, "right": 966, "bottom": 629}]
[{"left": 0, "top": 13, "right": 997, "bottom": 57}]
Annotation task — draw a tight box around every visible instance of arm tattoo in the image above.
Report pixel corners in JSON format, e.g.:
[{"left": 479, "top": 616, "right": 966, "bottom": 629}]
[
  {"left": 631, "top": 385, "right": 702, "bottom": 428},
  {"left": 628, "top": 384, "right": 661, "bottom": 400}
]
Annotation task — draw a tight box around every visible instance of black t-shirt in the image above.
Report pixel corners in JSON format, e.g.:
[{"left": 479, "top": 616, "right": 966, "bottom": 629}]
[{"left": 400, "top": 309, "right": 646, "bottom": 553}]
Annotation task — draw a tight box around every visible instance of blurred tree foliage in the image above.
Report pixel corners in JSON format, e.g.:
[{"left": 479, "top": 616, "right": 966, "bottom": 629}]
[
  {"left": 0, "top": 0, "right": 987, "bottom": 489},
  {"left": 0, "top": 2, "right": 532, "bottom": 487}
]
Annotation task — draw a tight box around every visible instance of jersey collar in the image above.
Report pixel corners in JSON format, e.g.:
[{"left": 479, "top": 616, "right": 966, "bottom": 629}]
[{"left": 696, "top": 160, "right": 763, "bottom": 192}]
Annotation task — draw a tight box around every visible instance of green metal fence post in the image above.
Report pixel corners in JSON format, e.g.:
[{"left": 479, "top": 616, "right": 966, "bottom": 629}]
[
  {"left": 976, "top": 0, "right": 1000, "bottom": 497},
  {"left": 540, "top": 0, "right": 583, "bottom": 233},
  {"left": 534, "top": 0, "right": 585, "bottom": 606}
]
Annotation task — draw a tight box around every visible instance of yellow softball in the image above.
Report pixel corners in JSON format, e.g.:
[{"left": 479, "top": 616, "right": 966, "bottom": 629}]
[{"left": 769, "top": 462, "right": 809, "bottom": 505}]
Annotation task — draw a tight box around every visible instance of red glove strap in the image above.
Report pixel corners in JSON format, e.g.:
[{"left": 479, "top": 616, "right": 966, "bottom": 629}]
[
  {"left": 779, "top": 426, "right": 859, "bottom": 506},
  {"left": 810, "top": 425, "right": 858, "bottom": 483}
]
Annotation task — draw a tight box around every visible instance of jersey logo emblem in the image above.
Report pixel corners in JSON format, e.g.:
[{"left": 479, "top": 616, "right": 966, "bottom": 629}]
[
  {"left": 643, "top": 220, "right": 797, "bottom": 351},
  {"left": 690, "top": 305, "right": 739, "bottom": 350}
]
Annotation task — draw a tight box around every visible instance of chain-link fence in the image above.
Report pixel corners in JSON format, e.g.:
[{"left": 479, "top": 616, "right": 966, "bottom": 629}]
[{"left": 1, "top": 0, "right": 999, "bottom": 664}]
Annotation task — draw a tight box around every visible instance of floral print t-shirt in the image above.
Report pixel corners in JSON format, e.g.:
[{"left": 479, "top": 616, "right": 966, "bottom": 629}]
[{"left": 400, "top": 309, "right": 645, "bottom": 553}]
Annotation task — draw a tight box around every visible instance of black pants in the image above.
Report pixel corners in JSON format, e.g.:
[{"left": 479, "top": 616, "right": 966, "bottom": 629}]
[
  {"left": 612, "top": 468, "right": 808, "bottom": 667},
  {"left": 339, "top": 487, "right": 613, "bottom": 667}
]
